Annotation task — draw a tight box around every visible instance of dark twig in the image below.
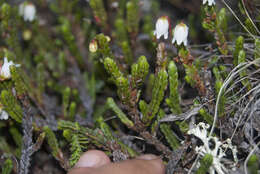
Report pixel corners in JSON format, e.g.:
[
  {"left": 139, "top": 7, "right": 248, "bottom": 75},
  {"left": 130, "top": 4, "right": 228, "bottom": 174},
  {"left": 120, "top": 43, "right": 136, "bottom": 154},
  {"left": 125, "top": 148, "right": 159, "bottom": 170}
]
[{"left": 140, "top": 131, "right": 173, "bottom": 158}]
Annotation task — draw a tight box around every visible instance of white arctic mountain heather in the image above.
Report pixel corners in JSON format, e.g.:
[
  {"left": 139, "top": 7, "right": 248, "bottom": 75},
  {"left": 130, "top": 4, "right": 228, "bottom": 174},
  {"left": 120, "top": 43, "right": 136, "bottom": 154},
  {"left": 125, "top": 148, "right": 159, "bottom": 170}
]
[
  {"left": 0, "top": 57, "right": 20, "bottom": 79},
  {"left": 0, "top": 107, "right": 8, "bottom": 120},
  {"left": 154, "top": 16, "right": 169, "bottom": 40},
  {"left": 203, "top": 0, "right": 216, "bottom": 6},
  {"left": 172, "top": 22, "right": 189, "bottom": 46},
  {"left": 19, "top": 2, "right": 36, "bottom": 22}
]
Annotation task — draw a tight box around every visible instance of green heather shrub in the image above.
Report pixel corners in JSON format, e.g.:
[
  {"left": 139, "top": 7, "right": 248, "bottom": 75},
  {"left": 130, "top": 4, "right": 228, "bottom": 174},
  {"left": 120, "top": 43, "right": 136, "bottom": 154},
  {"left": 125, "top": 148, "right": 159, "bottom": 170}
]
[{"left": 0, "top": 0, "right": 260, "bottom": 174}]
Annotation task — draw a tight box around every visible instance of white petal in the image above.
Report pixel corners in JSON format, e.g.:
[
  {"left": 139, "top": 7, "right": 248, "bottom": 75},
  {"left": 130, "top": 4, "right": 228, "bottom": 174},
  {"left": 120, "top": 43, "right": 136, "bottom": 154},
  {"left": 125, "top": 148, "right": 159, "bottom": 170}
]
[
  {"left": 184, "top": 39, "right": 187, "bottom": 46},
  {"left": 164, "top": 32, "right": 168, "bottom": 39},
  {"left": 172, "top": 38, "right": 176, "bottom": 44}
]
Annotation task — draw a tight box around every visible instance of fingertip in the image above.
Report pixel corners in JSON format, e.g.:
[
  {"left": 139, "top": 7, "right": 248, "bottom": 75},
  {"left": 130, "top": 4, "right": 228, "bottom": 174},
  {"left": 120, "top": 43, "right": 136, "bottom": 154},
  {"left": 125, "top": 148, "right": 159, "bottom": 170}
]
[
  {"left": 150, "top": 157, "right": 165, "bottom": 174},
  {"left": 136, "top": 154, "right": 159, "bottom": 160},
  {"left": 74, "top": 150, "right": 111, "bottom": 168}
]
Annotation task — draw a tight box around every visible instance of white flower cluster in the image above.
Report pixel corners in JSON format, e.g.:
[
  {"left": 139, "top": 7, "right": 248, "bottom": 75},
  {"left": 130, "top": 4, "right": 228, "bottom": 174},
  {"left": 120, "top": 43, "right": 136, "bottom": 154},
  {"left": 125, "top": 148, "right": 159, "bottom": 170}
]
[
  {"left": 19, "top": 2, "right": 36, "bottom": 22},
  {"left": 188, "top": 122, "right": 238, "bottom": 174},
  {"left": 153, "top": 16, "right": 189, "bottom": 46},
  {"left": 153, "top": 1, "right": 215, "bottom": 45},
  {"left": 0, "top": 57, "right": 20, "bottom": 80}
]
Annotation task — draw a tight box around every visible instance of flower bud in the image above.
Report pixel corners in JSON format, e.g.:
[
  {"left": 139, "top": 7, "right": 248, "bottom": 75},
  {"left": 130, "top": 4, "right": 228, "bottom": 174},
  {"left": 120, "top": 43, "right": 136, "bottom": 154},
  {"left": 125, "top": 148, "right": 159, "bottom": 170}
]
[
  {"left": 105, "top": 36, "right": 111, "bottom": 42},
  {"left": 89, "top": 40, "right": 98, "bottom": 53}
]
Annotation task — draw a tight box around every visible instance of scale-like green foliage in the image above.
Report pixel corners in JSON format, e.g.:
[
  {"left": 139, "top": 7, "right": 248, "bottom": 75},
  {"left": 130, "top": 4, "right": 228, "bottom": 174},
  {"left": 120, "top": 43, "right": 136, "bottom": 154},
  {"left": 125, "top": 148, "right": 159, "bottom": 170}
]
[
  {"left": 131, "top": 56, "right": 149, "bottom": 88},
  {"left": 1, "top": 90, "right": 23, "bottom": 123},
  {"left": 196, "top": 154, "right": 213, "bottom": 174},
  {"left": 62, "top": 87, "right": 71, "bottom": 118},
  {"left": 43, "top": 126, "right": 61, "bottom": 158},
  {"left": 96, "top": 34, "right": 114, "bottom": 59},
  {"left": 254, "top": 39, "right": 260, "bottom": 60},
  {"left": 115, "top": 18, "right": 129, "bottom": 43},
  {"left": 69, "top": 135, "right": 83, "bottom": 167},
  {"left": 122, "top": 41, "right": 133, "bottom": 65},
  {"left": 213, "top": 67, "right": 226, "bottom": 117},
  {"left": 114, "top": 18, "right": 133, "bottom": 64},
  {"left": 142, "top": 70, "right": 168, "bottom": 124},
  {"left": 69, "top": 102, "right": 77, "bottom": 120},
  {"left": 194, "top": 99, "right": 213, "bottom": 124},
  {"left": 199, "top": 107, "right": 213, "bottom": 125},
  {"left": 59, "top": 17, "right": 83, "bottom": 66},
  {"left": 238, "top": 50, "right": 251, "bottom": 90},
  {"left": 9, "top": 127, "right": 22, "bottom": 148},
  {"left": 184, "top": 64, "right": 197, "bottom": 87},
  {"left": 245, "top": 18, "right": 258, "bottom": 36},
  {"left": 11, "top": 67, "right": 28, "bottom": 97},
  {"left": 247, "top": 154, "right": 259, "bottom": 174},
  {"left": 166, "top": 61, "right": 182, "bottom": 114},
  {"left": 233, "top": 36, "right": 244, "bottom": 66},
  {"left": 97, "top": 116, "right": 137, "bottom": 157},
  {"left": 89, "top": 0, "right": 108, "bottom": 30},
  {"left": 126, "top": 0, "right": 139, "bottom": 36},
  {"left": 202, "top": 5, "right": 228, "bottom": 55},
  {"left": 1, "top": 158, "right": 13, "bottom": 174},
  {"left": 116, "top": 76, "right": 131, "bottom": 105},
  {"left": 104, "top": 57, "right": 124, "bottom": 81},
  {"left": 106, "top": 97, "right": 134, "bottom": 127},
  {"left": 58, "top": 120, "right": 107, "bottom": 147},
  {"left": 158, "top": 110, "right": 179, "bottom": 150}
]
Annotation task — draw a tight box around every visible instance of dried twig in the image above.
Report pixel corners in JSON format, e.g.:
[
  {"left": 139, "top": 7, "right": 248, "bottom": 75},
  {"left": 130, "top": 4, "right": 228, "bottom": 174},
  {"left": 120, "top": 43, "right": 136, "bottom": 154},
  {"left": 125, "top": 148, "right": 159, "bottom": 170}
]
[
  {"left": 19, "top": 104, "right": 34, "bottom": 174},
  {"left": 159, "top": 105, "right": 203, "bottom": 123}
]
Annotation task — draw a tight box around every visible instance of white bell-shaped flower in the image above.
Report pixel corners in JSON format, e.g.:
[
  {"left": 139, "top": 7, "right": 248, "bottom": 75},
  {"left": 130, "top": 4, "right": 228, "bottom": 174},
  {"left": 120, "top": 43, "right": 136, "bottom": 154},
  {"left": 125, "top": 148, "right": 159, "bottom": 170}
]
[
  {"left": 172, "top": 22, "right": 189, "bottom": 46},
  {"left": 153, "top": 16, "right": 170, "bottom": 40},
  {"left": 0, "top": 57, "right": 20, "bottom": 80},
  {"left": 19, "top": 2, "right": 36, "bottom": 22},
  {"left": 203, "top": 0, "right": 216, "bottom": 6},
  {"left": 0, "top": 107, "right": 8, "bottom": 120}
]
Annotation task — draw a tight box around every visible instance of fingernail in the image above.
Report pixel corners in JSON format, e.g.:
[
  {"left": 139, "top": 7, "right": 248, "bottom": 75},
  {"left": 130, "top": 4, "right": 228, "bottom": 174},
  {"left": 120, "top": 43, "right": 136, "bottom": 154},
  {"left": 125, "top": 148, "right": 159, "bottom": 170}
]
[
  {"left": 74, "top": 150, "right": 110, "bottom": 168},
  {"left": 136, "top": 154, "right": 159, "bottom": 160}
]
